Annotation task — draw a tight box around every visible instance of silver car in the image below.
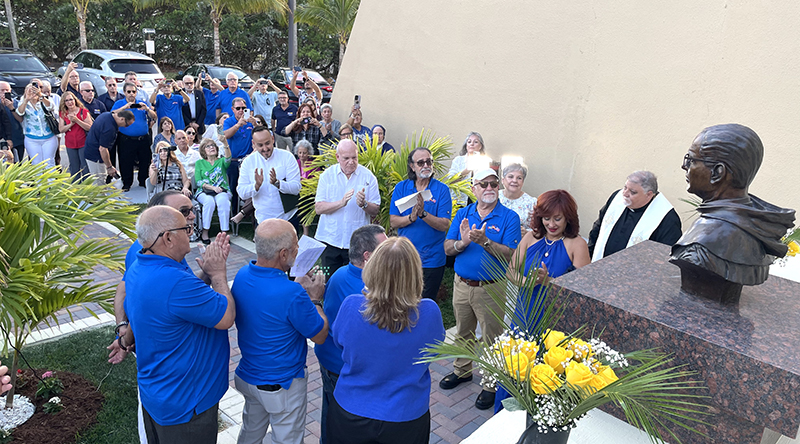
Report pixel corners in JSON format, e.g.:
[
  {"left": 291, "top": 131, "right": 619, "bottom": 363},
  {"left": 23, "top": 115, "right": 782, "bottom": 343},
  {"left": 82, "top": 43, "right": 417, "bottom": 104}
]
[{"left": 58, "top": 50, "right": 165, "bottom": 97}]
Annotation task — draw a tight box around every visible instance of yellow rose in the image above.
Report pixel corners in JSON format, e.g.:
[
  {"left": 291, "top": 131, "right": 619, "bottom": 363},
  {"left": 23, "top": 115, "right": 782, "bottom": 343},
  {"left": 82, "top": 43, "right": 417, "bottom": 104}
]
[
  {"left": 505, "top": 352, "right": 530, "bottom": 380},
  {"left": 788, "top": 241, "right": 800, "bottom": 257},
  {"left": 565, "top": 361, "right": 595, "bottom": 389},
  {"left": 520, "top": 341, "right": 539, "bottom": 361},
  {"left": 530, "top": 364, "right": 563, "bottom": 395},
  {"left": 588, "top": 365, "right": 619, "bottom": 392},
  {"left": 543, "top": 329, "right": 566, "bottom": 350},
  {"left": 567, "top": 338, "right": 592, "bottom": 361},
  {"left": 543, "top": 346, "right": 574, "bottom": 374}
]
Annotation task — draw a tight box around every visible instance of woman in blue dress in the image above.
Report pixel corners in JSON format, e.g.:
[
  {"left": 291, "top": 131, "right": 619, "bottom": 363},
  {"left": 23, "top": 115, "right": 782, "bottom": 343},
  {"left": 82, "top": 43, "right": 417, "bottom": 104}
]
[{"left": 495, "top": 189, "right": 591, "bottom": 412}]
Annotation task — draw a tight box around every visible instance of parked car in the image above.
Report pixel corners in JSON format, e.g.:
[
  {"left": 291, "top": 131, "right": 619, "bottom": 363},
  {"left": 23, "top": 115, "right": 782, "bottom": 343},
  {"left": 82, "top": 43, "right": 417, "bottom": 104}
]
[
  {"left": 57, "top": 50, "right": 164, "bottom": 97},
  {"left": 0, "top": 48, "right": 61, "bottom": 97},
  {"left": 264, "top": 67, "right": 333, "bottom": 105},
  {"left": 181, "top": 64, "right": 255, "bottom": 91}
]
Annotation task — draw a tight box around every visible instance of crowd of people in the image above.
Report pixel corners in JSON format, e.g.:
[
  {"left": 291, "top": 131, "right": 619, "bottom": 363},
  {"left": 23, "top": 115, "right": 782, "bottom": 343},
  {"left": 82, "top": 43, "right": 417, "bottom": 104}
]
[{"left": 0, "top": 69, "right": 710, "bottom": 444}]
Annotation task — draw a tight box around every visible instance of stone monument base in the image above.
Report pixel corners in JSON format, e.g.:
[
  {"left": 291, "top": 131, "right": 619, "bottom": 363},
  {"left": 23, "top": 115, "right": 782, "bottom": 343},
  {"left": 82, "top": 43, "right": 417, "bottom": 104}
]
[{"left": 552, "top": 241, "right": 800, "bottom": 444}]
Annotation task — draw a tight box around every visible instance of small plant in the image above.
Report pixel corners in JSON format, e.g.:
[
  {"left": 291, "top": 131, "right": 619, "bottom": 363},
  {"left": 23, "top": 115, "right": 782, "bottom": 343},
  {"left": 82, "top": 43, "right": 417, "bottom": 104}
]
[
  {"left": 43, "top": 396, "right": 63, "bottom": 414},
  {"left": 35, "top": 372, "right": 64, "bottom": 400},
  {"left": 0, "top": 429, "right": 13, "bottom": 444}
]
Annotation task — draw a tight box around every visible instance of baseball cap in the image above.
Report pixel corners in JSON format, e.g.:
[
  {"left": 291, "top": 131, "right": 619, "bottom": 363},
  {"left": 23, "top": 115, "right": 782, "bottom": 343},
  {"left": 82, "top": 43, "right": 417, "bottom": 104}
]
[{"left": 472, "top": 168, "right": 499, "bottom": 184}]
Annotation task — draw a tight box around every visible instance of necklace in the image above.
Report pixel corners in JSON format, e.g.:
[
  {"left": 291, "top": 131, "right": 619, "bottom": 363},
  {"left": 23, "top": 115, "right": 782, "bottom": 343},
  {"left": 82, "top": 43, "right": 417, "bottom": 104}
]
[{"left": 543, "top": 236, "right": 564, "bottom": 258}]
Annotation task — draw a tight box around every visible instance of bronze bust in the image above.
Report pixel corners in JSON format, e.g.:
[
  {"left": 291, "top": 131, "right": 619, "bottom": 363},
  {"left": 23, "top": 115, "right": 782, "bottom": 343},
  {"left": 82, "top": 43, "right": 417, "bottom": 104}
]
[{"left": 670, "top": 124, "right": 795, "bottom": 303}]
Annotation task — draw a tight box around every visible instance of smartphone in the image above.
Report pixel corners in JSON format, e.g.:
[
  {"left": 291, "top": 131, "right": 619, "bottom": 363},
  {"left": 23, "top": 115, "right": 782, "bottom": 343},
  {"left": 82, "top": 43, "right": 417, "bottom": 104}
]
[
  {"left": 353, "top": 95, "right": 361, "bottom": 110},
  {"left": 3, "top": 92, "right": 10, "bottom": 100},
  {"left": 200, "top": 72, "right": 206, "bottom": 80},
  {"left": 293, "top": 66, "right": 302, "bottom": 72},
  {"left": 152, "top": 153, "right": 159, "bottom": 165},
  {"left": 243, "top": 109, "right": 251, "bottom": 120},
  {"left": 76, "top": 63, "right": 84, "bottom": 70},
  {"left": 130, "top": 103, "right": 142, "bottom": 109}
]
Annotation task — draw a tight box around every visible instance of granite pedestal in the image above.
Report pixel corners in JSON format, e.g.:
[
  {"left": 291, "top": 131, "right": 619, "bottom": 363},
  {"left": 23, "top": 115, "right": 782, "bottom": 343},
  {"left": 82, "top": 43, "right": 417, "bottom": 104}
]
[{"left": 552, "top": 241, "right": 800, "bottom": 444}]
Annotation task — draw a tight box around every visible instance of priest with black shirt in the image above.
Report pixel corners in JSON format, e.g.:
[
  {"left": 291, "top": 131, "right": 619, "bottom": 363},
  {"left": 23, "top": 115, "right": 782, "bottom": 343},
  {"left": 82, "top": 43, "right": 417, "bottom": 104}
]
[{"left": 588, "top": 170, "right": 682, "bottom": 262}]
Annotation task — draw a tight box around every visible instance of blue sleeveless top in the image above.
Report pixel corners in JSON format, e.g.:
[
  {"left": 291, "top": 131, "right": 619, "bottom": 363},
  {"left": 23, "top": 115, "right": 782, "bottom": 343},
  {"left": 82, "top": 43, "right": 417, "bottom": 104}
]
[{"left": 513, "top": 238, "right": 574, "bottom": 333}]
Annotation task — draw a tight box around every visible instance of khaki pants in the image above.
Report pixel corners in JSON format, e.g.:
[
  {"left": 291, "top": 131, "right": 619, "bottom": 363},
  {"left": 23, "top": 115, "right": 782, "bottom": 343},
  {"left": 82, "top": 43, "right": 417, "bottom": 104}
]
[
  {"left": 452, "top": 275, "right": 505, "bottom": 391},
  {"left": 86, "top": 159, "right": 107, "bottom": 185}
]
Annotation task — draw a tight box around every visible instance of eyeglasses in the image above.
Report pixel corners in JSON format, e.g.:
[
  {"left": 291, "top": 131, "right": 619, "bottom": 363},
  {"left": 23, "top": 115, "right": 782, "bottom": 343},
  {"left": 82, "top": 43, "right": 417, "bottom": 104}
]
[
  {"left": 477, "top": 181, "right": 499, "bottom": 189},
  {"left": 186, "top": 131, "right": 196, "bottom": 135},
  {"left": 415, "top": 159, "right": 433, "bottom": 167},
  {"left": 682, "top": 154, "right": 716, "bottom": 169},
  {"left": 234, "top": 107, "right": 247, "bottom": 111},
  {"left": 141, "top": 225, "right": 193, "bottom": 252},
  {"left": 340, "top": 132, "right": 352, "bottom": 136},
  {"left": 177, "top": 207, "right": 192, "bottom": 217}
]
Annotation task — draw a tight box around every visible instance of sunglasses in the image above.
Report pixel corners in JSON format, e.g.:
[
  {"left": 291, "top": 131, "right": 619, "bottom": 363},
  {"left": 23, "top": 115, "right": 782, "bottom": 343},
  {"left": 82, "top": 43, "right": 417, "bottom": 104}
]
[
  {"left": 81, "top": 89, "right": 93, "bottom": 93},
  {"left": 415, "top": 159, "right": 433, "bottom": 167},
  {"left": 234, "top": 107, "right": 247, "bottom": 111},
  {"left": 178, "top": 207, "right": 192, "bottom": 217},
  {"left": 477, "top": 181, "right": 499, "bottom": 189},
  {"left": 125, "top": 90, "right": 137, "bottom": 94},
  {"left": 186, "top": 131, "right": 196, "bottom": 135}
]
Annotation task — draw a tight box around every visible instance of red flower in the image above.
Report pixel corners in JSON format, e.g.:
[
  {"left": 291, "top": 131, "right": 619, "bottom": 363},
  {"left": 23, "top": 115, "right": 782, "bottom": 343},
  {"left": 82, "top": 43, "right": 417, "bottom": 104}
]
[{"left": 17, "top": 369, "right": 22, "bottom": 374}]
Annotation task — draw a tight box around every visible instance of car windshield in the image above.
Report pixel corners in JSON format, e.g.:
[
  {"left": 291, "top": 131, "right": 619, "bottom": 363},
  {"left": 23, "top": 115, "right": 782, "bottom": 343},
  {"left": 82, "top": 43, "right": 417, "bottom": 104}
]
[
  {"left": 209, "top": 67, "right": 249, "bottom": 80},
  {"left": 283, "top": 70, "right": 327, "bottom": 84},
  {"left": 0, "top": 54, "right": 50, "bottom": 73},
  {"left": 107, "top": 59, "right": 161, "bottom": 74}
]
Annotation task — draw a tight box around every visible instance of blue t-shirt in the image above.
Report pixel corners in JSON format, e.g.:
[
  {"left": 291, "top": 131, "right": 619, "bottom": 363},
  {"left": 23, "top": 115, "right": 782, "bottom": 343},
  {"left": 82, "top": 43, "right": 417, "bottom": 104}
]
[
  {"left": 333, "top": 294, "right": 445, "bottom": 422},
  {"left": 446, "top": 202, "right": 521, "bottom": 281},
  {"left": 314, "top": 264, "right": 364, "bottom": 374},
  {"left": 217, "top": 89, "right": 252, "bottom": 117},
  {"left": 124, "top": 253, "right": 229, "bottom": 426},
  {"left": 390, "top": 179, "right": 452, "bottom": 268},
  {"left": 154, "top": 93, "right": 185, "bottom": 129},
  {"left": 112, "top": 100, "right": 149, "bottom": 137},
  {"left": 271, "top": 104, "right": 298, "bottom": 136},
  {"left": 5, "top": 100, "right": 23, "bottom": 148},
  {"left": 232, "top": 262, "right": 324, "bottom": 388},
  {"left": 223, "top": 115, "right": 253, "bottom": 158},
  {"left": 202, "top": 88, "right": 221, "bottom": 126},
  {"left": 84, "top": 112, "right": 119, "bottom": 163}
]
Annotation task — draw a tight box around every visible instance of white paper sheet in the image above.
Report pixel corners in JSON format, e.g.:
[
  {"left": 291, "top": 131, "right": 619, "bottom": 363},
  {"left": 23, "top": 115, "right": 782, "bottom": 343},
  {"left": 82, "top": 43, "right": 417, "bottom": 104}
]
[
  {"left": 290, "top": 236, "right": 327, "bottom": 277},
  {"left": 394, "top": 189, "right": 433, "bottom": 213}
]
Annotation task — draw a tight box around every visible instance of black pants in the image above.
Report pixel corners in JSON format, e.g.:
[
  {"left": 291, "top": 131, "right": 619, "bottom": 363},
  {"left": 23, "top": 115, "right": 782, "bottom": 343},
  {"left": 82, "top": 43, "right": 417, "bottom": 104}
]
[
  {"left": 118, "top": 133, "right": 152, "bottom": 188},
  {"left": 227, "top": 159, "right": 241, "bottom": 214},
  {"left": 327, "top": 395, "right": 430, "bottom": 444},
  {"left": 422, "top": 266, "right": 446, "bottom": 301},
  {"left": 142, "top": 403, "right": 219, "bottom": 444},
  {"left": 321, "top": 244, "right": 349, "bottom": 278}
]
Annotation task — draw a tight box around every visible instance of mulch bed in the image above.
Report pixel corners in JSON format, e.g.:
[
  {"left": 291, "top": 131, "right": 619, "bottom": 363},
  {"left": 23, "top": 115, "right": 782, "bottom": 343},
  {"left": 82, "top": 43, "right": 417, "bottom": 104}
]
[{"left": 8, "top": 369, "right": 104, "bottom": 444}]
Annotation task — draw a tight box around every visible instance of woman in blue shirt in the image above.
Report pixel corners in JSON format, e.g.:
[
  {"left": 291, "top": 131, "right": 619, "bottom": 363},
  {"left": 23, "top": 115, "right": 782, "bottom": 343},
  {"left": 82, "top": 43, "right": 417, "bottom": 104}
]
[{"left": 329, "top": 237, "right": 445, "bottom": 444}]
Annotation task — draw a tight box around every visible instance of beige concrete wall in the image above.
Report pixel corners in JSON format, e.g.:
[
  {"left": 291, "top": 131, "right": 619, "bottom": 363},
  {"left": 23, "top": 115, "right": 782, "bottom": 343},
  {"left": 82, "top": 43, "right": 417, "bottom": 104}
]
[{"left": 330, "top": 0, "right": 800, "bottom": 235}]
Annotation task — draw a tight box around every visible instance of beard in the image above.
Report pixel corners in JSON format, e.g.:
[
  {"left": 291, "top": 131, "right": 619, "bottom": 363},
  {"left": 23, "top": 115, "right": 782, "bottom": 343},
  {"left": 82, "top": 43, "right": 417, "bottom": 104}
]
[
  {"left": 418, "top": 170, "right": 432, "bottom": 179},
  {"left": 481, "top": 194, "right": 498, "bottom": 204}
]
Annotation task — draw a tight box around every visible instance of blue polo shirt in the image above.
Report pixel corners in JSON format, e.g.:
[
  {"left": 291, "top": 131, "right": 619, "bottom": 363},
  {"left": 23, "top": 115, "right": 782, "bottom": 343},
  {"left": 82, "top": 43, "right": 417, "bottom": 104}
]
[
  {"left": 217, "top": 89, "right": 252, "bottom": 117},
  {"left": 223, "top": 115, "right": 253, "bottom": 158},
  {"left": 84, "top": 112, "right": 119, "bottom": 163},
  {"left": 314, "top": 264, "right": 364, "bottom": 374},
  {"left": 202, "top": 88, "right": 221, "bottom": 125},
  {"left": 124, "top": 239, "right": 189, "bottom": 278},
  {"left": 124, "top": 253, "right": 229, "bottom": 426},
  {"left": 154, "top": 93, "right": 185, "bottom": 129},
  {"left": 271, "top": 104, "right": 298, "bottom": 136},
  {"left": 83, "top": 98, "right": 107, "bottom": 120},
  {"left": 447, "top": 202, "right": 521, "bottom": 281},
  {"left": 390, "top": 179, "right": 452, "bottom": 268},
  {"left": 112, "top": 100, "right": 149, "bottom": 137},
  {"left": 232, "top": 262, "right": 324, "bottom": 389}
]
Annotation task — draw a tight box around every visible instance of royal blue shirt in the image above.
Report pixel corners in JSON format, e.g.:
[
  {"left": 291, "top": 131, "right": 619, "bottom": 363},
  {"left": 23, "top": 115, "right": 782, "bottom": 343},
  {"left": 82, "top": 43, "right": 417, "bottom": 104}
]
[
  {"left": 124, "top": 239, "right": 189, "bottom": 279},
  {"left": 223, "top": 115, "right": 253, "bottom": 158},
  {"left": 232, "top": 262, "right": 324, "bottom": 389},
  {"left": 314, "top": 264, "right": 364, "bottom": 374},
  {"left": 333, "top": 294, "right": 445, "bottom": 422},
  {"left": 124, "top": 253, "right": 229, "bottom": 426},
  {"left": 217, "top": 89, "right": 252, "bottom": 117},
  {"left": 112, "top": 100, "right": 149, "bottom": 137},
  {"left": 202, "top": 88, "right": 221, "bottom": 125},
  {"left": 154, "top": 93, "right": 185, "bottom": 129},
  {"left": 84, "top": 112, "right": 119, "bottom": 163},
  {"left": 390, "top": 179, "right": 452, "bottom": 268},
  {"left": 447, "top": 202, "right": 521, "bottom": 281},
  {"left": 271, "top": 104, "right": 298, "bottom": 136}
]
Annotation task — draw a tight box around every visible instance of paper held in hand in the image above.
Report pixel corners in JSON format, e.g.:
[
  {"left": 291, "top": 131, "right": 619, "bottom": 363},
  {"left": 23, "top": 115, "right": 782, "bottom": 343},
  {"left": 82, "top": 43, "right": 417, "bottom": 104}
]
[
  {"left": 290, "top": 236, "right": 326, "bottom": 277},
  {"left": 394, "top": 189, "right": 433, "bottom": 213}
]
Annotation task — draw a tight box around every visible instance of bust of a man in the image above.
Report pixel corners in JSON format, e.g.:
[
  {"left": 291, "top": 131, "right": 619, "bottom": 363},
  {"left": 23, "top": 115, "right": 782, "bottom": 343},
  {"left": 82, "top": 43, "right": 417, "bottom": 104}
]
[{"left": 669, "top": 123, "right": 795, "bottom": 303}]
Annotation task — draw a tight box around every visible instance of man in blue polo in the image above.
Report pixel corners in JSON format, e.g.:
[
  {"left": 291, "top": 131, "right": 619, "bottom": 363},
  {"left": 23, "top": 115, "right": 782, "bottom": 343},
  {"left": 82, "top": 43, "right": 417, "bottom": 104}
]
[
  {"left": 150, "top": 79, "right": 190, "bottom": 130},
  {"left": 218, "top": 71, "right": 252, "bottom": 117},
  {"left": 390, "top": 147, "right": 452, "bottom": 301},
  {"left": 84, "top": 109, "right": 134, "bottom": 185},
  {"left": 223, "top": 97, "right": 258, "bottom": 212},
  {"left": 124, "top": 205, "right": 235, "bottom": 444},
  {"left": 314, "top": 224, "right": 386, "bottom": 444},
  {"left": 112, "top": 82, "right": 157, "bottom": 191},
  {"left": 200, "top": 74, "right": 224, "bottom": 126},
  {"left": 232, "top": 219, "right": 327, "bottom": 444},
  {"left": 440, "top": 168, "right": 520, "bottom": 410},
  {"left": 271, "top": 91, "right": 297, "bottom": 151}
]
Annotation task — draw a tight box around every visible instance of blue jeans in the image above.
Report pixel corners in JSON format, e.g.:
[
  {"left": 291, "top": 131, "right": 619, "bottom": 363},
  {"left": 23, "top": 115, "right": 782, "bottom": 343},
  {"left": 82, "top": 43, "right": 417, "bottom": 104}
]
[{"left": 319, "top": 364, "right": 339, "bottom": 444}]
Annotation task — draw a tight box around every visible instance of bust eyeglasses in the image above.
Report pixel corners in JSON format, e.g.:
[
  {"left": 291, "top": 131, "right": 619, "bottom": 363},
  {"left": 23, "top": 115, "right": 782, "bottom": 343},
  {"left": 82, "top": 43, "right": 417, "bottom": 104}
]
[
  {"left": 682, "top": 154, "right": 717, "bottom": 170},
  {"left": 141, "top": 225, "right": 193, "bottom": 253}
]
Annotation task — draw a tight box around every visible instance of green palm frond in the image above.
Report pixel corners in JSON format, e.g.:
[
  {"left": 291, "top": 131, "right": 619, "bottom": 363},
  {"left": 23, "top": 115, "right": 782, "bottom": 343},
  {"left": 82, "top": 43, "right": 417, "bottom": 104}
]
[{"left": 295, "top": 0, "right": 360, "bottom": 47}]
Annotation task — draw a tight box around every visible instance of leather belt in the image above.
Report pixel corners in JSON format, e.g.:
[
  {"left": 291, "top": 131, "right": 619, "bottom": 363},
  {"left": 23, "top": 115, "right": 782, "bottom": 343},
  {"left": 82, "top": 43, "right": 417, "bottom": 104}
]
[
  {"left": 459, "top": 276, "right": 497, "bottom": 287},
  {"left": 120, "top": 134, "right": 149, "bottom": 140},
  {"left": 256, "top": 383, "right": 281, "bottom": 392}
]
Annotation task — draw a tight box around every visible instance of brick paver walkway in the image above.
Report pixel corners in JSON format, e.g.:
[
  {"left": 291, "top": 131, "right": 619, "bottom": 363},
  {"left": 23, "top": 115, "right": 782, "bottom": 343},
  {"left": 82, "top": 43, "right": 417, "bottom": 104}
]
[{"left": 41, "top": 222, "right": 491, "bottom": 443}]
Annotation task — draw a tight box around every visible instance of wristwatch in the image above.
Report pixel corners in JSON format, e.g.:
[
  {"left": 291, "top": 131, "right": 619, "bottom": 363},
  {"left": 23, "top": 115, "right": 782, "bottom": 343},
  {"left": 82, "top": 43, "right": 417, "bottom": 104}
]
[
  {"left": 483, "top": 239, "right": 491, "bottom": 248},
  {"left": 114, "top": 321, "right": 129, "bottom": 336},
  {"left": 312, "top": 300, "right": 323, "bottom": 308},
  {"left": 360, "top": 201, "right": 368, "bottom": 209},
  {"left": 420, "top": 211, "right": 428, "bottom": 219}
]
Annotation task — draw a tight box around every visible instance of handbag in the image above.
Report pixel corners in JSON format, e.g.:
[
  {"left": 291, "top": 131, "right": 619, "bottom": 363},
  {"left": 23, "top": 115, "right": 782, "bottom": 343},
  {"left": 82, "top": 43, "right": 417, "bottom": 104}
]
[
  {"left": 40, "top": 102, "right": 59, "bottom": 135},
  {"left": 202, "top": 186, "right": 226, "bottom": 196}
]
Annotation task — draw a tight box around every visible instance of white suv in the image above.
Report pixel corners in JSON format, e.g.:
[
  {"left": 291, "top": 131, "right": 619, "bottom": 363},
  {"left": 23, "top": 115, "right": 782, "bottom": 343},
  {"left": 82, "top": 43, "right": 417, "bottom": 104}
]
[{"left": 60, "top": 50, "right": 165, "bottom": 97}]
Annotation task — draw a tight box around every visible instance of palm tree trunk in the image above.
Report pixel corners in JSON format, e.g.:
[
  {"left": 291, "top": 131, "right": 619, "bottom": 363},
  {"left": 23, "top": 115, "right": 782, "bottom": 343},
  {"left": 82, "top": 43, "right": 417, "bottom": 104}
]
[
  {"left": 339, "top": 42, "right": 345, "bottom": 68},
  {"left": 4, "top": 350, "right": 19, "bottom": 409},
  {"left": 77, "top": 9, "right": 88, "bottom": 50},
  {"left": 4, "top": 0, "right": 18, "bottom": 48},
  {"left": 212, "top": 14, "right": 221, "bottom": 64}
]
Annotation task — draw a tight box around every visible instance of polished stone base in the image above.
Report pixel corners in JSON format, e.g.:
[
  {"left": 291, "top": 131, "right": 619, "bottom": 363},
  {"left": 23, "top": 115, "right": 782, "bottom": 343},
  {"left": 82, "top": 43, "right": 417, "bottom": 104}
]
[{"left": 552, "top": 241, "right": 800, "bottom": 443}]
